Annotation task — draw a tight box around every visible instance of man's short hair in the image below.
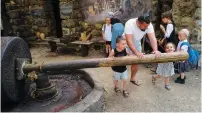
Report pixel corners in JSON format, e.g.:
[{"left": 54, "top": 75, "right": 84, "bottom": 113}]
[{"left": 137, "top": 14, "right": 151, "bottom": 24}]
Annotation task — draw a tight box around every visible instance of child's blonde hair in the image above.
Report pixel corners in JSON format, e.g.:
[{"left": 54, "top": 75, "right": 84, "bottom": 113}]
[{"left": 181, "top": 29, "right": 190, "bottom": 37}]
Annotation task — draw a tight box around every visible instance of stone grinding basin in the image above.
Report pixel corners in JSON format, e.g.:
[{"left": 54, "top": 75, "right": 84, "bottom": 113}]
[{"left": 10, "top": 70, "right": 104, "bottom": 112}]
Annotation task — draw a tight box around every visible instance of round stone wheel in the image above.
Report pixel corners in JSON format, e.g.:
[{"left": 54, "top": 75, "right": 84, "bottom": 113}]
[{"left": 1, "top": 37, "right": 32, "bottom": 105}]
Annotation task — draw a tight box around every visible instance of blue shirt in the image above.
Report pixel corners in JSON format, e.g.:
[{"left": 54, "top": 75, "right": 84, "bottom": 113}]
[{"left": 111, "top": 23, "right": 124, "bottom": 49}]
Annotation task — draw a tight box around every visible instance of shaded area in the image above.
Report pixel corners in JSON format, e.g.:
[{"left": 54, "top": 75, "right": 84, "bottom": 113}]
[{"left": 3, "top": 73, "right": 92, "bottom": 112}]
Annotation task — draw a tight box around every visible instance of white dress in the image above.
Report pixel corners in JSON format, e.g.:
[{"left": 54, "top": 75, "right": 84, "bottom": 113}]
[{"left": 156, "top": 62, "right": 175, "bottom": 77}]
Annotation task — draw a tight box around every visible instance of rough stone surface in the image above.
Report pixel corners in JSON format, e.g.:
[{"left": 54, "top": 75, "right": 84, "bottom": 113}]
[{"left": 4, "top": 0, "right": 56, "bottom": 39}]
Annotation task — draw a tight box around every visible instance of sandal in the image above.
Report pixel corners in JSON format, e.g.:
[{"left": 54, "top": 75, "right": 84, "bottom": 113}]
[
  {"left": 152, "top": 76, "right": 156, "bottom": 84},
  {"left": 165, "top": 85, "right": 171, "bottom": 90},
  {"left": 114, "top": 87, "right": 121, "bottom": 93},
  {"left": 130, "top": 80, "right": 140, "bottom": 86},
  {"left": 123, "top": 90, "right": 129, "bottom": 98}
]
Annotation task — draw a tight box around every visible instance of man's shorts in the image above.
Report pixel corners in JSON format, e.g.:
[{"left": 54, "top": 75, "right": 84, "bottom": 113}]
[
  {"left": 126, "top": 39, "right": 142, "bottom": 54},
  {"left": 105, "top": 41, "right": 111, "bottom": 45},
  {"left": 114, "top": 70, "right": 128, "bottom": 80},
  {"left": 126, "top": 46, "right": 142, "bottom": 54}
]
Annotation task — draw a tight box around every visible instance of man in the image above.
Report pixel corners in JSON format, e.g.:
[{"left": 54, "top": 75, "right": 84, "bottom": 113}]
[{"left": 125, "top": 14, "right": 160, "bottom": 86}]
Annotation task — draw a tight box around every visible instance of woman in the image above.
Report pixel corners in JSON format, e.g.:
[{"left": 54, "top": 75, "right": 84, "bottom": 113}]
[
  {"left": 110, "top": 18, "right": 124, "bottom": 49},
  {"left": 159, "top": 11, "right": 178, "bottom": 47}
]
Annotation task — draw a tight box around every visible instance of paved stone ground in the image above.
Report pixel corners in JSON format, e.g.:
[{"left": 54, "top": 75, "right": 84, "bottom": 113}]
[{"left": 31, "top": 47, "right": 201, "bottom": 112}]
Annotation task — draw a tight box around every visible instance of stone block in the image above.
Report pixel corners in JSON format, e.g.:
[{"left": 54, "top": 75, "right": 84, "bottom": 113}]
[
  {"left": 94, "top": 24, "right": 102, "bottom": 30},
  {"left": 19, "top": 30, "right": 33, "bottom": 37},
  {"left": 62, "top": 19, "right": 75, "bottom": 28},
  {"left": 75, "top": 27, "right": 82, "bottom": 32},
  {"left": 196, "top": 0, "right": 201, "bottom": 8},
  {"left": 63, "top": 35, "right": 79, "bottom": 42},
  {"left": 194, "top": 8, "right": 201, "bottom": 19},
  {"left": 91, "top": 29, "right": 101, "bottom": 36},
  {"left": 62, "top": 28, "right": 71, "bottom": 35},
  {"left": 32, "top": 26, "right": 39, "bottom": 31},
  {"left": 38, "top": 27, "right": 54, "bottom": 36},
  {"left": 18, "top": 25, "right": 31, "bottom": 31},
  {"left": 60, "top": 2, "right": 73, "bottom": 18},
  {"left": 10, "top": 18, "right": 25, "bottom": 25},
  {"left": 7, "top": 9, "right": 21, "bottom": 19},
  {"left": 180, "top": 17, "right": 194, "bottom": 28},
  {"left": 33, "top": 18, "right": 52, "bottom": 27},
  {"left": 15, "top": 0, "right": 23, "bottom": 6},
  {"left": 29, "top": 5, "right": 54, "bottom": 18},
  {"left": 15, "top": 0, "right": 30, "bottom": 6},
  {"left": 5, "top": 3, "right": 20, "bottom": 10},
  {"left": 73, "top": 1, "right": 80, "bottom": 9},
  {"left": 190, "top": 28, "right": 201, "bottom": 44},
  {"left": 25, "top": 16, "right": 34, "bottom": 25},
  {"left": 29, "top": 0, "right": 43, "bottom": 6}
]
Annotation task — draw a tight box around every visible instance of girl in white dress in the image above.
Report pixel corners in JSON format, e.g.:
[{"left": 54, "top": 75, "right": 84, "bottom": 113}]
[{"left": 152, "top": 42, "right": 176, "bottom": 90}]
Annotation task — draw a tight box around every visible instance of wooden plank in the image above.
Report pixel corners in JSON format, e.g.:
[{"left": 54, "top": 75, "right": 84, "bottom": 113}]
[{"left": 70, "top": 40, "right": 94, "bottom": 45}]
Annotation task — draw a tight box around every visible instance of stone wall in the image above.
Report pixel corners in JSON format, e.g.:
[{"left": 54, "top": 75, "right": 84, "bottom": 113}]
[
  {"left": 172, "top": 0, "right": 201, "bottom": 49},
  {"left": 5, "top": 0, "right": 56, "bottom": 40},
  {"left": 60, "top": 0, "right": 83, "bottom": 42}
]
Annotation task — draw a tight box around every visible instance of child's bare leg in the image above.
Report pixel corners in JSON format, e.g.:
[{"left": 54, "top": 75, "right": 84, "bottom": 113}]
[
  {"left": 108, "top": 46, "right": 111, "bottom": 54},
  {"left": 152, "top": 74, "right": 160, "bottom": 83},
  {"left": 180, "top": 73, "right": 185, "bottom": 79},
  {"left": 114, "top": 80, "right": 119, "bottom": 88},
  {"left": 122, "top": 79, "right": 127, "bottom": 91},
  {"left": 153, "top": 74, "right": 161, "bottom": 78},
  {"left": 164, "top": 77, "right": 171, "bottom": 90},
  {"left": 164, "top": 77, "right": 169, "bottom": 86},
  {"left": 105, "top": 45, "right": 109, "bottom": 53}
]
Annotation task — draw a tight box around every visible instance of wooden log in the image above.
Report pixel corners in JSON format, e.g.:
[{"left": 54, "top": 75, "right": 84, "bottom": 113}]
[{"left": 23, "top": 52, "right": 188, "bottom": 73}]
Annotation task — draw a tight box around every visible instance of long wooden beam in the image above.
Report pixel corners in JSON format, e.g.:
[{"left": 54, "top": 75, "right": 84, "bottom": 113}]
[{"left": 23, "top": 52, "right": 188, "bottom": 73}]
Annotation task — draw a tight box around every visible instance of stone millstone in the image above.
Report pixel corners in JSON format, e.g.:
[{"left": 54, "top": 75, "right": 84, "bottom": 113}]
[{"left": 1, "top": 37, "right": 32, "bottom": 105}]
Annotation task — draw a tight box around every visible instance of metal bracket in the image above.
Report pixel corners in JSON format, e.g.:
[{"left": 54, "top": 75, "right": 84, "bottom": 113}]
[{"left": 15, "top": 58, "right": 31, "bottom": 80}]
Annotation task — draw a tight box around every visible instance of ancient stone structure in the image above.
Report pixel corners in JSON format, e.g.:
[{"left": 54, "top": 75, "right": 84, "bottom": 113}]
[
  {"left": 60, "top": 0, "right": 83, "bottom": 42},
  {"left": 172, "top": 0, "right": 201, "bottom": 51},
  {"left": 4, "top": 0, "right": 56, "bottom": 40}
]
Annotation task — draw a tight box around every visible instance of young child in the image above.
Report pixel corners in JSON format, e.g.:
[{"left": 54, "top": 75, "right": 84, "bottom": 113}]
[
  {"left": 152, "top": 42, "right": 176, "bottom": 90},
  {"left": 108, "top": 36, "right": 131, "bottom": 97},
  {"left": 102, "top": 17, "right": 112, "bottom": 57},
  {"left": 159, "top": 11, "right": 178, "bottom": 47},
  {"left": 174, "top": 29, "right": 190, "bottom": 84}
]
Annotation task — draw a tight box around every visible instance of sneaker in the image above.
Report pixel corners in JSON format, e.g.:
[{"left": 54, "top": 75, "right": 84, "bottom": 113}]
[
  {"left": 181, "top": 79, "right": 185, "bottom": 84},
  {"left": 165, "top": 85, "right": 171, "bottom": 90},
  {"left": 176, "top": 76, "right": 186, "bottom": 80},
  {"left": 175, "top": 78, "right": 185, "bottom": 84}
]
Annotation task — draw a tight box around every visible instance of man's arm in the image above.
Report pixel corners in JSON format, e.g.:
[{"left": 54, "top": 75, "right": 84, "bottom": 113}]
[
  {"left": 126, "top": 48, "right": 132, "bottom": 56},
  {"left": 147, "top": 32, "right": 158, "bottom": 51},
  {"left": 125, "top": 34, "right": 139, "bottom": 56}
]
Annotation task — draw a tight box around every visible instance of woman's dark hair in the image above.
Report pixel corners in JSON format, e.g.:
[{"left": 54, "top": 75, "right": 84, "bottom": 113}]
[
  {"left": 161, "top": 11, "right": 172, "bottom": 19},
  {"left": 137, "top": 14, "right": 151, "bottom": 24},
  {"left": 161, "top": 11, "right": 175, "bottom": 26},
  {"left": 110, "top": 18, "right": 121, "bottom": 25}
]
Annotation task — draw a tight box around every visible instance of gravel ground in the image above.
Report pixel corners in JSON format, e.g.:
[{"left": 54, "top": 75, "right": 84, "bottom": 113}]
[{"left": 31, "top": 47, "right": 201, "bottom": 112}]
